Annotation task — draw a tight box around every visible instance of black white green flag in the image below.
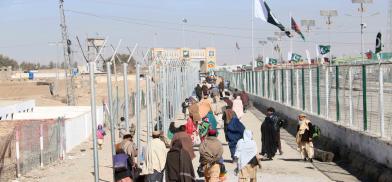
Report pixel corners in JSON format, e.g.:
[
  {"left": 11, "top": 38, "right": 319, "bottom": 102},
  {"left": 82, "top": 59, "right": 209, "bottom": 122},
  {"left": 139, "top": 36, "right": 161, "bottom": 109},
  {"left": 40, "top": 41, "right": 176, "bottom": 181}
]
[
  {"left": 375, "top": 32, "right": 382, "bottom": 54},
  {"left": 254, "top": 0, "right": 291, "bottom": 37},
  {"left": 318, "top": 45, "right": 331, "bottom": 55}
]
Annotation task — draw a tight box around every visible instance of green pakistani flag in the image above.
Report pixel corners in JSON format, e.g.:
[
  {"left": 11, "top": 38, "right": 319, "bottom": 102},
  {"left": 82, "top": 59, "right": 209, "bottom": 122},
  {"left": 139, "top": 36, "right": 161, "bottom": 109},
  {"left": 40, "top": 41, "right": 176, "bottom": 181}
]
[
  {"left": 291, "top": 53, "right": 302, "bottom": 62},
  {"left": 257, "top": 60, "right": 263, "bottom": 67},
  {"left": 269, "top": 58, "right": 278, "bottom": 65},
  {"left": 319, "top": 45, "right": 331, "bottom": 55}
]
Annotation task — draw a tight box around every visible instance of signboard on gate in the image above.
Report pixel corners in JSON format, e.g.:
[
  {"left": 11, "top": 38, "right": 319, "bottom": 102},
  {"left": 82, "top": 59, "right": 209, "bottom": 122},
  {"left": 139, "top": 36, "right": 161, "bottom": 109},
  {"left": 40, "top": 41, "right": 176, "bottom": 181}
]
[{"left": 207, "top": 60, "right": 215, "bottom": 71}]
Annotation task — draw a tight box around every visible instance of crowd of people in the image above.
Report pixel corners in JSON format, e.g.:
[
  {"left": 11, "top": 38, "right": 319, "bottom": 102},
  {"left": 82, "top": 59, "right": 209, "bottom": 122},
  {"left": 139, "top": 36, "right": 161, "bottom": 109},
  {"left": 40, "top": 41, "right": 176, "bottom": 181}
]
[{"left": 97, "top": 75, "right": 316, "bottom": 182}]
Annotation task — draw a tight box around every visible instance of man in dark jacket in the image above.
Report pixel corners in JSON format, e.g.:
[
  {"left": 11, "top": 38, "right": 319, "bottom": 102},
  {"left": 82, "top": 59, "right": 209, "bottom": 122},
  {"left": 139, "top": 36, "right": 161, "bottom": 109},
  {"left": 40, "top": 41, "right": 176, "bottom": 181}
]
[
  {"left": 165, "top": 140, "right": 195, "bottom": 182},
  {"left": 195, "top": 84, "right": 202, "bottom": 101},
  {"left": 268, "top": 107, "right": 283, "bottom": 155},
  {"left": 260, "top": 107, "right": 279, "bottom": 159}
]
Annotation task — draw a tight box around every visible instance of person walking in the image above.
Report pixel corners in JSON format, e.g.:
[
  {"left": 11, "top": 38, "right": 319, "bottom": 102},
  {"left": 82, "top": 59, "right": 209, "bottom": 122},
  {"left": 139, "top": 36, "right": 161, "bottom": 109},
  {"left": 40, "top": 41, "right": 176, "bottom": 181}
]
[
  {"left": 171, "top": 125, "right": 196, "bottom": 160},
  {"left": 199, "top": 129, "right": 223, "bottom": 182},
  {"left": 144, "top": 131, "right": 168, "bottom": 182},
  {"left": 96, "top": 124, "right": 106, "bottom": 150},
  {"left": 260, "top": 107, "right": 278, "bottom": 160},
  {"left": 235, "top": 130, "right": 260, "bottom": 182},
  {"left": 188, "top": 97, "right": 201, "bottom": 124},
  {"left": 232, "top": 96, "right": 244, "bottom": 119},
  {"left": 227, "top": 117, "right": 245, "bottom": 161},
  {"left": 49, "top": 83, "right": 54, "bottom": 96},
  {"left": 195, "top": 84, "right": 203, "bottom": 101},
  {"left": 240, "top": 91, "right": 249, "bottom": 113},
  {"left": 167, "top": 122, "right": 177, "bottom": 140},
  {"left": 119, "top": 117, "right": 135, "bottom": 139},
  {"left": 218, "top": 79, "right": 225, "bottom": 97},
  {"left": 199, "top": 95, "right": 213, "bottom": 119},
  {"left": 182, "top": 98, "right": 190, "bottom": 119},
  {"left": 222, "top": 105, "right": 236, "bottom": 141},
  {"left": 165, "top": 140, "right": 196, "bottom": 182},
  {"left": 115, "top": 132, "right": 138, "bottom": 182},
  {"left": 296, "top": 114, "right": 314, "bottom": 162}
]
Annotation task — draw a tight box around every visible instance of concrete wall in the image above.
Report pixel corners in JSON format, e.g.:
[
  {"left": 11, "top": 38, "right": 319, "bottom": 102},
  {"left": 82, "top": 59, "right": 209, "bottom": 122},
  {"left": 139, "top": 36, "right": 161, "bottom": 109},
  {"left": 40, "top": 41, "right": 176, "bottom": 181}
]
[
  {"left": 0, "top": 100, "right": 35, "bottom": 120},
  {"left": 248, "top": 94, "right": 392, "bottom": 169},
  {"left": 64, "top": 107, "right": 103, "bottom": 152},
  {"left": 11, "top": 72, "right": 66, "bottom": 79},
  {"left": 12, "top": 106, "right": 104, "bottom": 152}
]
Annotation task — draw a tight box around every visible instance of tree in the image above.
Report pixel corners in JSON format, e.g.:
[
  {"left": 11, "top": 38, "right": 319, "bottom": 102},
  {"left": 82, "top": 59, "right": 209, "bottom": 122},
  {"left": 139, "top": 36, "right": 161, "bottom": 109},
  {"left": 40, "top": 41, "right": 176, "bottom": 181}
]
[
  {"left": 19, "top": 62, "right": 36, "bottom": 71},
  {"left": 49, "top": 61, "right": 55, "bottom": 69},
  {"left": 0, "top": 54, "right": 18, "bottom": 70},
  {"left": 72, "top": 61, "right": 78, "bottom": 68}
]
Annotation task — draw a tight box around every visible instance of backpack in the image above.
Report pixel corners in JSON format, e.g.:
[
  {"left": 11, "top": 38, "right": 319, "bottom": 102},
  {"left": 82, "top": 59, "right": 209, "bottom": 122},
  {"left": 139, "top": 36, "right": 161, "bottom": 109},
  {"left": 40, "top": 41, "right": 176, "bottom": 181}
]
[
  {"left": 113, "top": 153, "right": 130, "bottom": 172},
  {"left": 312, "top": 125, "right": 321, "bottom": 139}
]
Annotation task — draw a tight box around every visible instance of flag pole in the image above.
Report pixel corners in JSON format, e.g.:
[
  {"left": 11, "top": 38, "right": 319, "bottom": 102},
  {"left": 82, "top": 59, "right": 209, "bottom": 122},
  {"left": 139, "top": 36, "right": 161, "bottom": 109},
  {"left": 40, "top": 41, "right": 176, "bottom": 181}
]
[
  {"left": 251, "top": 0, "right": 255, "bottom": 71},
  {"left": 289, "top": 12, "right": 293, "bottom": 54}
]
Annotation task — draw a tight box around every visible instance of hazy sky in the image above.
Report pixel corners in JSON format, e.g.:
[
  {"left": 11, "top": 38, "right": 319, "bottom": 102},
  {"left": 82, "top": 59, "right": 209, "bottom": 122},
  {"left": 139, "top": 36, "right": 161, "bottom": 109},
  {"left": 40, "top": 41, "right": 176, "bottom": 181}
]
[{"left": 0, "top": 0, "right": 389, "bottom": 65}]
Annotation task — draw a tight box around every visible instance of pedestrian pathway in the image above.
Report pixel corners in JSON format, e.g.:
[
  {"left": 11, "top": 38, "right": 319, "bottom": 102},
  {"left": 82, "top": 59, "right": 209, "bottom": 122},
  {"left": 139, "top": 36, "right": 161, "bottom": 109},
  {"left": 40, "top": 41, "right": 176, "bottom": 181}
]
[
  {"left": 18, "top": 107, "right": 350, "bottom": 182},
  {"left": 188, "top": 107, "right": 332, "bottom": 182},
  {"left": 16, "top": 109, "right": 150, "bottom": 182}
]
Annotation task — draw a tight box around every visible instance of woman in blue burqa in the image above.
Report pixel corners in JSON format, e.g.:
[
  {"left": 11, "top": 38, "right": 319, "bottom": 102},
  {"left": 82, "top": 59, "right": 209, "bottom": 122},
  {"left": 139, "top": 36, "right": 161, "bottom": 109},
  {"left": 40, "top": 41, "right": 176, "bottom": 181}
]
[{"left": 226, "top": 117, "right": 245, "bottom": 161}]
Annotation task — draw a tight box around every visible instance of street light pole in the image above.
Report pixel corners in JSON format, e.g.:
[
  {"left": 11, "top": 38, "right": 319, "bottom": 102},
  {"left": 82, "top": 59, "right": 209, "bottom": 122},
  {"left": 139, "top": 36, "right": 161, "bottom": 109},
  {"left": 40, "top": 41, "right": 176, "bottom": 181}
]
[
  {"left": 352, "top": 0, "right": 374, "bottom": 63},
  {"left": 182, "top": 18, "right": 187, "bottom": 47},
  {"left": 320, "top": 10, "right": 338, "bottom": 63}
]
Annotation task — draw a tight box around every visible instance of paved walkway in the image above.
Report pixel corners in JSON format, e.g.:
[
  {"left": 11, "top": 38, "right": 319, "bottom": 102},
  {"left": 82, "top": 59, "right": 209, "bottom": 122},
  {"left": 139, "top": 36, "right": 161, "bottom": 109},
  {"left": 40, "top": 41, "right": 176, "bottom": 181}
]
[
  {"left": 189, "top": 108, "right": 332, "bottom": 182},
  {"left": 17, "top": 107, "right": 355, "bottom": 182}
]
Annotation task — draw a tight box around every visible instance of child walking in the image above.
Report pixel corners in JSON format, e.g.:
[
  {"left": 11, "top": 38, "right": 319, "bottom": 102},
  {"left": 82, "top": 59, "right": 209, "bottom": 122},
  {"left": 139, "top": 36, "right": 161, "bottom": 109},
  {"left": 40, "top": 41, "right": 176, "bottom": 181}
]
[{"left": 97, "top": 124, "right": 106, "bottom": 150}]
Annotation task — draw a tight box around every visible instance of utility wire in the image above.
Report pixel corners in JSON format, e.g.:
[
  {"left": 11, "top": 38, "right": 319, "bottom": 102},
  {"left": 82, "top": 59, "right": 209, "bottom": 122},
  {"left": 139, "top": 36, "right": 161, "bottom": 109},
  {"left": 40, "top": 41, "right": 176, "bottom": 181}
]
[{"left": 66, "top": 9, "right": 376, "bottom": 46}]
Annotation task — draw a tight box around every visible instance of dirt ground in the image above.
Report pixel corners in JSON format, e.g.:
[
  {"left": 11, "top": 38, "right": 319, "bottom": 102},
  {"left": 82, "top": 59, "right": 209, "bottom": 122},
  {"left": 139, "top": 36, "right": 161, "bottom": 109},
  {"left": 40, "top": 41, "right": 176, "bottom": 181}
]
[{"left": 0, "top": 73, "right": 144, "bottom": 106}]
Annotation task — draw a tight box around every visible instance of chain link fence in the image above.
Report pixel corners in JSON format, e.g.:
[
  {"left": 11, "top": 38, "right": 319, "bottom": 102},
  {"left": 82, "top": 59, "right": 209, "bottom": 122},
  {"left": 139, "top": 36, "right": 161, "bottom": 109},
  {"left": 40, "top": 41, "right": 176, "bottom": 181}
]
[
  {"left": 218, "top": 62, "right": 392, "bottom": 139},
  {"left": 0, "top": 119, "right": 64, "bottom": 181}
]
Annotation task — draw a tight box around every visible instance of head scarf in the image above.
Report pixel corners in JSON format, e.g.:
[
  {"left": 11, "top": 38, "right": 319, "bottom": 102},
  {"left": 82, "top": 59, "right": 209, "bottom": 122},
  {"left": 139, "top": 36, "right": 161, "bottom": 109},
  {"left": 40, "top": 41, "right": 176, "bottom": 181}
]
[
  {"left": 235, "top": 130, "right": 257, "bottom": 169},
  {"left": 227, "top": 117, "right": 245, "bottom": 159},
  {"left": 232, "top": 96, "right": 244, "bottom": 118}
]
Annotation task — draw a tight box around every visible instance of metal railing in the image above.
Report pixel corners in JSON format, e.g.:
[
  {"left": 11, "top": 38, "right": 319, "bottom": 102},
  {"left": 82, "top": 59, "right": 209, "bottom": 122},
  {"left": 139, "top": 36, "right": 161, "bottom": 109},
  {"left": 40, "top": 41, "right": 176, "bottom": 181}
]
[{"left": 218, "top": 61, "right": 392, "bottom": 139}]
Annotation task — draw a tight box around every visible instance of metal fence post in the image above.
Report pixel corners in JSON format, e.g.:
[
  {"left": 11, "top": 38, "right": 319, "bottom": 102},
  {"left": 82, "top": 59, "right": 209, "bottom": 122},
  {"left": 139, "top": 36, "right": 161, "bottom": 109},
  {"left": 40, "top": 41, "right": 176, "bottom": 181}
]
[
  {"left": 286, "top": 69, "right": 289, "bottom": 105},
  {"left": 296, "top": 69, "right": 300, "bottom": 108},
  {"left": 106, "top": 61, "right": 116, "bottom": 167},
  {"left": 274, "top": 69, "right": 277, "bottom": 101},
  {"left": 268, "top": 69, "right": 270, "bottom": 98},
  {"left": 317, "top": 66, "right": 321, "bottom": 115},
  {"left": 325, "top": 67, "right": 329, "bottom": 119},
  {"left": 40, "top": 123, "right": 43, "bottom": 168},
  {"left": 336, "top": 65, "right": 340, "bottom": 122},
  {"left": 301, "top": 67, "right": 305, "bottom": 110},
  {"left": 290, "top": 68, "right": 294, "bottom": 106},
  {"left": 262, "top": 70, "right": 265, "bottom": 97},
  {"left": 135, "top": 62, "right": 141, "bottom": 161},
  {"left": 88, "top": 61, "right": 99, "bottom": 182},
  {"left": 146, "top": 68, "right": 151, "bottom": 144},
  {"left": 123, "top": 63, "right": 130, "bottom": 132},
  {"left": 349, "top": 67, "right": 353, "bottom": 127},
  {"left": 362, "top": 64, "right": 367, "bottom": 131},
  {"left": 281, "top": 69, "right": 284, "bottom": 103},
  {"left": 379, "top": 65, "right": 385, "bottom": 137},
  {"left": 16, "top": 127, "right": 20, "bottom": 178},
  {"left": 309, "top": 67, "right": 313, "bottom": 113}
]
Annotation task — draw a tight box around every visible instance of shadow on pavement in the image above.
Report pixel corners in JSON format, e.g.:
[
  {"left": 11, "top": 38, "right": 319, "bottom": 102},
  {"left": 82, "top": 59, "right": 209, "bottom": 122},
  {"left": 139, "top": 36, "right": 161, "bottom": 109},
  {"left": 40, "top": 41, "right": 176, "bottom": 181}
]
[{"left": 280, "top": 158, "right": 304, "bottom": 162}]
